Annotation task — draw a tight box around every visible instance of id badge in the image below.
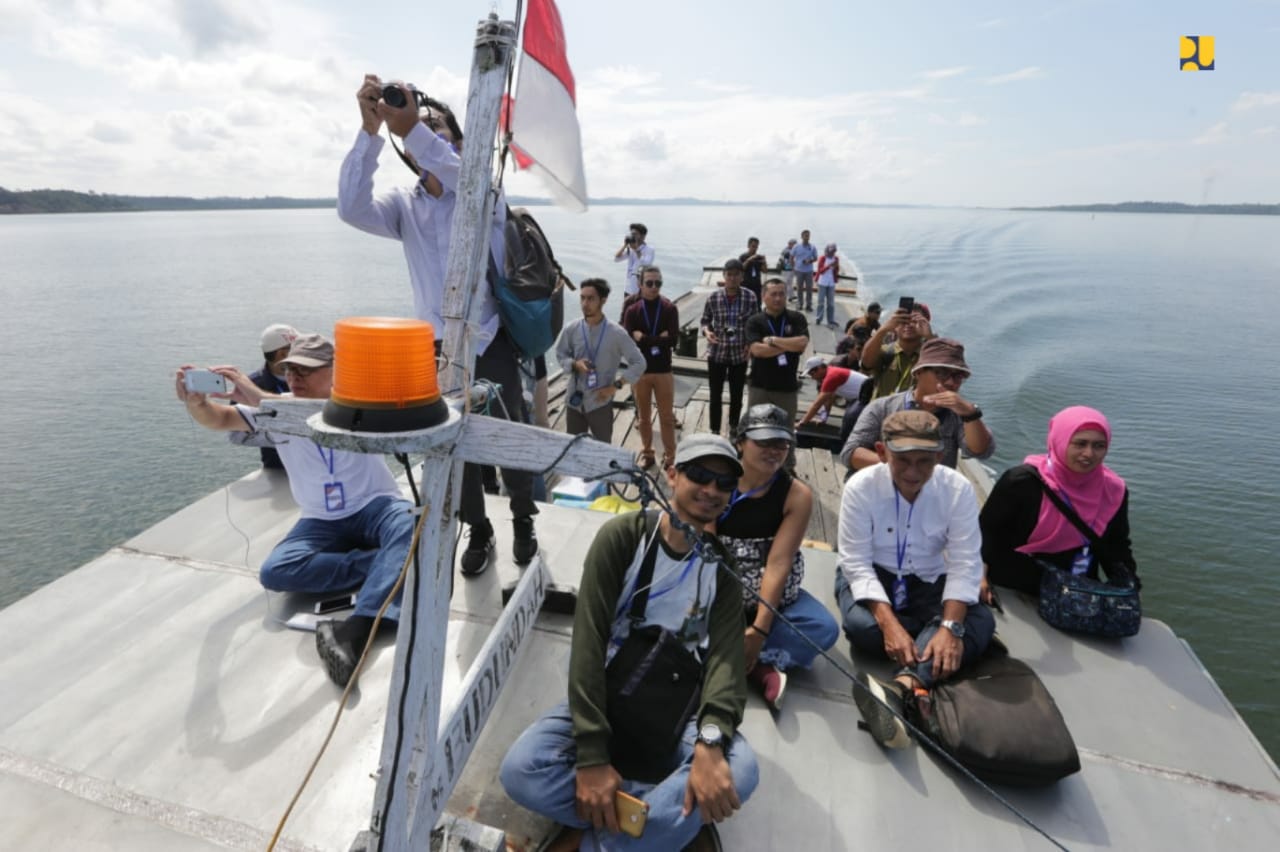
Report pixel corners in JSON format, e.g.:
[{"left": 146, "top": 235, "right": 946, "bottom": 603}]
[
  {"left": 650, "top": 345, "right": 661, "bottom": 356},
  {"left": 777, "top": 353, "right": 789, "bottom": 366},
  {"left": 1071, "top": 545, "right": 1091, "bottom": 576},
  {"left": 324, "top": 481, "right": 346, "bottom": 512},
  {"left": 585, "top": 370, "right": 599, "bottom": 390},
  {"left": 891, "top": 576, "right": 909, "bottom": 611},
  {"left": 679, "top": 609, "right": 708, "bottom": 642}
]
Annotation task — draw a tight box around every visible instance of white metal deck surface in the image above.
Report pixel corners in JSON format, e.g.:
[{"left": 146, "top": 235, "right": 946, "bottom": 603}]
[{"left": 1, "top": 470, "right": 1278, "bottom": 850}]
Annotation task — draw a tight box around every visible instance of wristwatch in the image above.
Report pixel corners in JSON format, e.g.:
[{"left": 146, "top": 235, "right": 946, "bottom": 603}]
[
  {"left": 960, "top": 406, "right": 984, "bottom": 423},
  {"left": 941, "top": 619, "right": 966, "bottom": 638},
  {"left": 696, "top": 723, "right": 725, "bottom": 751}
]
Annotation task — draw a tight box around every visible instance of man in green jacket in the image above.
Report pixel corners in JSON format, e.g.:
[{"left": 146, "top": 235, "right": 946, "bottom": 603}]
[{"left": 500, "top": 434, "right": 759, "bottom": 851}]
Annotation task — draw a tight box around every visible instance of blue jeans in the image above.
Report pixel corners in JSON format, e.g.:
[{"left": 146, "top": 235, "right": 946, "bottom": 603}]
[
  {"left": 259, "top": 495, "right": 414, "bottom": 622},
  {"left": 757, "top": 589, "right": 840, "bottom": 671},
  {"left": 500, "top": 702, "right": 759, "bottom": 851},
  {"left": 834, "top": 567, "right": 994, "bottom": 689},
  {"left": 815, "top": 284, "right": 836, "bottom": 325}
]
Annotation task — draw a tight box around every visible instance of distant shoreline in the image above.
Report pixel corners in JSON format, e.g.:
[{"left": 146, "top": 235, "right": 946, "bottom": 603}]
[{"left": 2, "top": 187, "right": 1277, "bottom": 216}]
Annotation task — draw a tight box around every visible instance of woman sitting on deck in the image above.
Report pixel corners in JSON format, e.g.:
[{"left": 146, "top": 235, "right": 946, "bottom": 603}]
[
  {"left": 715, "top": 404, "right": 840, "bottom": 711},
  {"left": 980, "top": 405, "right": 1138, "bottom": 601}
]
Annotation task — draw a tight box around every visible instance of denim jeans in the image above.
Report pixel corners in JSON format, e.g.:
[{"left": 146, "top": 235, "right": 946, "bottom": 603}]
[
  {"left": 259, "top": 495, "right": 414, "bottom": 622},
  {"left": 500, "top": 702, "right": 759, "bottom": 852},
  {"left": 834, "top": 567, "right": 994, "bottom": 689},
  {"left": 815, "top": 284, "right": 836, "bottom": 325},
  {"left": 756, "top": 589, "right": 840, "bottom": 671}
]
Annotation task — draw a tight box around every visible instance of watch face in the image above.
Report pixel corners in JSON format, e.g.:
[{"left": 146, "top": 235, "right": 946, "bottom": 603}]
[{"left": 699, "top": 723, "right": 722, "bottom": 744}]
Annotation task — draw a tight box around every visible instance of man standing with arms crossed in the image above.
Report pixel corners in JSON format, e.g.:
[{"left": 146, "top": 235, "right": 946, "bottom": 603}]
[
  {"left": 700, "top": 259, "right": 759, "bottom": 437},
  {"left": 336, "top": 75, "right": 539, "bottom": 578},
  {"left": 745, "top": 278, "right": 810, "bottom": 425},
  {"left": 555, "top": 278, "right": 646, "bottom": 444}
]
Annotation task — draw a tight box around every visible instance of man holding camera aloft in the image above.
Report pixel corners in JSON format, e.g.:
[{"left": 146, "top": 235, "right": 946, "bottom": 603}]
[
  {"left": 336, "top": 74, "right": 539, "bottom": 578},
  {"left": 614, "top": 223, "right": 655, "bottom": 319}
]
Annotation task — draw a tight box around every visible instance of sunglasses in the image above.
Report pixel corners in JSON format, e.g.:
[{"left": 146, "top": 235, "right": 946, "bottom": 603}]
[
  {"left": 284, "top": 363, "right": 327, "bottom": 377},
  {"left": 678, "top": 462, "right": 738, "bottom": 493},
  {"left": 750, "top": 438, "right": 791, "bottom": 451},
  {"left": 930, "top": 367, "right": 967, "bottom": 385},
  {"left": 643, "top": 279, "right": 663, "bottom": 288}
]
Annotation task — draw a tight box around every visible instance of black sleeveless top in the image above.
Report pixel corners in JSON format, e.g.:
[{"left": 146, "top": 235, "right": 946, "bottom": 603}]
[{"left": 716, "top": 472, "right": 805, "bottom": 609}]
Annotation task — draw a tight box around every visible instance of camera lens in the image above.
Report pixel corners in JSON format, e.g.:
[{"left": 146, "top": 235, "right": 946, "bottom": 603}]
[{"left": 382, "top": 84, "right": 407, "bottom": 109}]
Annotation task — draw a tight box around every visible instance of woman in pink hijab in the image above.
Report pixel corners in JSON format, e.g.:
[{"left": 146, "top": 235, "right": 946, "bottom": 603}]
[{"left": 979, "top": 406, "right": 1137, "bottom": 597}]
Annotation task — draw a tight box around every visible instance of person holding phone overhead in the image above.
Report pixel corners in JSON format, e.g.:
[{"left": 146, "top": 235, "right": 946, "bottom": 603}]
[
  {"left": 860, "top": 298, "right": 933, "bottom": 400},
  {"left": 501, "top": 434, "right": 759, "bottom": 852}
]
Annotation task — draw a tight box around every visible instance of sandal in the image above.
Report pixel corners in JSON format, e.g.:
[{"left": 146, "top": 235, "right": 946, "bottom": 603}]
[
  {"left": 638, "top": 449, "right": 656, "bottom": 470},
  {"left": 662, "top": 454, "right": 675, "bottom": 472}
]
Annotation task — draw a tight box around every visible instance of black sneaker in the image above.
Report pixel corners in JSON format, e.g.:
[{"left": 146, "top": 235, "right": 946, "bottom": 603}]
[
  {"left": 512, "top": 516, "right": 538, "bottom": 565},
  {"left": 460, "top": 520, "right": 495, "bottom": 577},
  {"left": 681, "top": 823, "right": 722, "bottom": 852},
  {"left": 316, "top": 620, "right": 359, "bottom": 687},
  {"left": 853, "top": 672, "right": 910, "bottom": 749}
]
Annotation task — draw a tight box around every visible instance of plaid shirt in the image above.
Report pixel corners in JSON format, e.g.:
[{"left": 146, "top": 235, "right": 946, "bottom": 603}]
[{"left": 700, "top": 288, "right": 760, "bottom": 365}]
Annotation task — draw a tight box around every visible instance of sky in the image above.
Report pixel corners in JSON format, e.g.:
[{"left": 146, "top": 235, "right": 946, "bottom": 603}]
[{"left": 1, "top": 0, "right": 1278, "bottom": 207}]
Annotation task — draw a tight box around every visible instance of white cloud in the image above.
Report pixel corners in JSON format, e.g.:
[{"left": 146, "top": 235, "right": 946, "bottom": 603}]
[
  {"left": 984, "top": 66, "right": 1044, "bottom": 85},
  {"left": 918, "top": 66, "right": 969, "bottom": 81},
  {"left": 1232, "top": 92, "right": 1280, "bottom": 112},
  {"left": 1193, "top": 122, "right": 1228, "bottom": 146},
  {"left": 88, "top": 120, "right": 133, "bottom": 144},
  {"left": 976, "top": 18, "right": 1006, "bottom": 29}
]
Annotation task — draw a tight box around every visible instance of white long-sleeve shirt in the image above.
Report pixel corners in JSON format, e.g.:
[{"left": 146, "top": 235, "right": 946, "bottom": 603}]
[
  {"left": 337, "top": 124, "right": 504, "bottom": 353},
  {"left": 837, "top": 462, "right": 983, "bottom": 606},
  {"left": 614, "top": 242, "right": 655, "bottom": 296}
]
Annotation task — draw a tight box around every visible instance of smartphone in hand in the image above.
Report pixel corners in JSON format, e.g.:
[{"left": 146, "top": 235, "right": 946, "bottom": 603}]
[{"left": 615, "top": 790, "right": 649, "bottom": 838}]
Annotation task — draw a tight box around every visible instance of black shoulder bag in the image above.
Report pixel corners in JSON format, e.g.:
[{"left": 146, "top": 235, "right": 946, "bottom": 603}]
[
  {"left": 604, "top": 512, "right": 705, "bottom": 782},
  {"left": 1034, "top": 479, "right": 1141, "bottom": 637}
]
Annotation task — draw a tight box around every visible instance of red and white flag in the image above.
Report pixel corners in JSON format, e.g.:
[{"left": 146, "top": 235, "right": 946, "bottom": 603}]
[{"left": 505, "top": 0, "right": 588, "bottom": 211}]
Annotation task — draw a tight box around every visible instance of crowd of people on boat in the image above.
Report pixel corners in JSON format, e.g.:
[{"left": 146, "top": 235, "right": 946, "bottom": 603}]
[{"left": 170, "top": 82, "right": 1141, "bottom": 852}]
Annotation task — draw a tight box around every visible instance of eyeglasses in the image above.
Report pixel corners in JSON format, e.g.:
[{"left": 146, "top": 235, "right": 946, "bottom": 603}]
[
  {"left": 643, "top": 279, "right": 663, "bottom": 288},
  {"left": 930, "top": 367, "right": 967, "bottom": 385},
  {"left": 284, "top": 363, "right": 328, "bottom": 377},
  {"left": 678, "top": 462, "right": 738, "bottom": 493}
]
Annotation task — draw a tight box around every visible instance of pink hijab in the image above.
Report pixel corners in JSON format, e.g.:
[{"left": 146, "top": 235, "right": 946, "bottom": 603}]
[{"left": 1016, "top": 406, "right": 1127, "bottom": 555}]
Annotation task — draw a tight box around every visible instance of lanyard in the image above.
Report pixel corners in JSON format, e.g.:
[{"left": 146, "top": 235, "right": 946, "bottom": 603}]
[
  {"left": 581, "top": 318, "right": 606, "bottom": 363},
  {"left": 626, "top": 550, "right": 700, "bottom": 612},
  {"left": 767, "top": 314, "right": 786, "bottom": 339},
  {"left": 724, "top": 294, "right": 738, "bottom": 328},
  {"left": 893, "top": 350, "right": 914, "bottom": 392},
  {"left": 893, "top": 488, "right": 917, "bottom": 577},
  {"left": 315, "top": 443, "right": 335, "bottom": 476},
  {"left": 643, "top": 298, "right": 663, "bottom": 338},
  {"left": 718, "top": 472, "right": 778, "bottom": 523}
]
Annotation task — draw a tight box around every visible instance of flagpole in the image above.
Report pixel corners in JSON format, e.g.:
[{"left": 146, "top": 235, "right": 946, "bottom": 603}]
[{"left": 364, "top": 14, "right": 517, "bottom": 852}]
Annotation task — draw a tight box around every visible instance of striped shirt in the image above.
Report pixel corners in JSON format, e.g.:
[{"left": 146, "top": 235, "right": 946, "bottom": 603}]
[{"left": 700, "top": 288, "right": 760, "bottom": 365}]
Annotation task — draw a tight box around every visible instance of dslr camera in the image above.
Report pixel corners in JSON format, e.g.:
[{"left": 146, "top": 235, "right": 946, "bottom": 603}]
[
  {"left": 624, "top": 233, "right": 636, "bottom": 245},
  {"left": 382, "top": 82, "right": 426, "bottom": 109}
]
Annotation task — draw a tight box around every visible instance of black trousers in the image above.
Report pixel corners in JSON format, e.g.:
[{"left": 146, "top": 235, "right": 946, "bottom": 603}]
[
  {"left": 460, "top": 331, "right": 538, "bottom": 527},
  {"left": 707, "top": 361, "right": 748, "bottom": 434}
]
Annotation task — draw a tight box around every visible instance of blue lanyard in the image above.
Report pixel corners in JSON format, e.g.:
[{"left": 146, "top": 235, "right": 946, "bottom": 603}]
[
  {"left": 581, "top": 317, "right": 604, "bottom": 360},
  {"left": 718, "top": 472, "right": 778, "bottom": 523},
  {"left": 624, "top": 550, "right": 700, "bottom": 612},
  {"left": 643, "top": 298, "right": 662, "bottom": 338},
  {"left": 315, "top": 443, "right": 335, "bottom": 476},
  {"left": 768, "top": 314, "right": 786, "bottom": 338},
  {"left": 893, "top": 488, "right": 916, "bottom": 577},
  {"left": 724, "top": 294, "right": 738, "bottom": 327}
]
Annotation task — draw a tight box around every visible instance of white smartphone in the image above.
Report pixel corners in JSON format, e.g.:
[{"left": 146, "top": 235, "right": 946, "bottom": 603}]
[{"left": 184, "top": 369, "right": 227, "bottom": 394}]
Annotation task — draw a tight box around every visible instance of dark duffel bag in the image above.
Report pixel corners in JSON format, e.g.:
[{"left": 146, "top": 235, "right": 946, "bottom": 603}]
[{"left": 914, "top": 652, "right": 1081, "bottom": 787}]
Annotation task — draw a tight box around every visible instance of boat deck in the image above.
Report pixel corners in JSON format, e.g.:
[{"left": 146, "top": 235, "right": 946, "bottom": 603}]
[{"left": 2, "top": 269, "right": 1278, "bottom": 849}]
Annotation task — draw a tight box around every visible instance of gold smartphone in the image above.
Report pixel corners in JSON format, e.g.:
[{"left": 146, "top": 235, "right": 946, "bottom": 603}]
[{"left": 615, "top": 790, "right": 649, "bottom": 838}]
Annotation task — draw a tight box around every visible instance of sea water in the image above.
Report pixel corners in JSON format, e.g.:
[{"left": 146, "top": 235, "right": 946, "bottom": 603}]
[{"left": 1, "top": 205, "right": 1277, "bottom": 758}]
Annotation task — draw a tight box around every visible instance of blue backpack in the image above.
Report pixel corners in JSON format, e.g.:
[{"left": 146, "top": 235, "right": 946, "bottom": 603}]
[{"left": 491, "top": 207, "right": 568, "bottom": 361}]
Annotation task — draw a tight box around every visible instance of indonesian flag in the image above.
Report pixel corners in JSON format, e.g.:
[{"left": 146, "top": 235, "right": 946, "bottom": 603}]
[{"left": 505, "top": 0, "right": 588, "bottom": 211}]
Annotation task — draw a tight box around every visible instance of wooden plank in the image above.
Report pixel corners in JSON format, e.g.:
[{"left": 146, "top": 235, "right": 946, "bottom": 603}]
[{"left": 792, "top": 448, "right": 827, "bottom": 544}]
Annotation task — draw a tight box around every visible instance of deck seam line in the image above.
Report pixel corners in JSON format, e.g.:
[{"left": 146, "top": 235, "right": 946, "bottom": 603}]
[
  {"left": 1078, "top": 747, "right": 1280, "bottom": 803},
  {"left": 111, "top": 545, "right": 260, "bottom": 578},
  {"left": 0, "top": 746, "right": 322, "bottom": 851}
]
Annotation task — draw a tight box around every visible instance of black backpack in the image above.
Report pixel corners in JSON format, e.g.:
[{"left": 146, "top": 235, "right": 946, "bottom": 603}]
[{"left": 491, "top": 207, "right": 568, "bottom": 360}]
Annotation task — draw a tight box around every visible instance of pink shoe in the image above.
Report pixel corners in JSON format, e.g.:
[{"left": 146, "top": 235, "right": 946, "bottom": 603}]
[{"left": 752, "top": 663, "right": 787, "bottom": 711}]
